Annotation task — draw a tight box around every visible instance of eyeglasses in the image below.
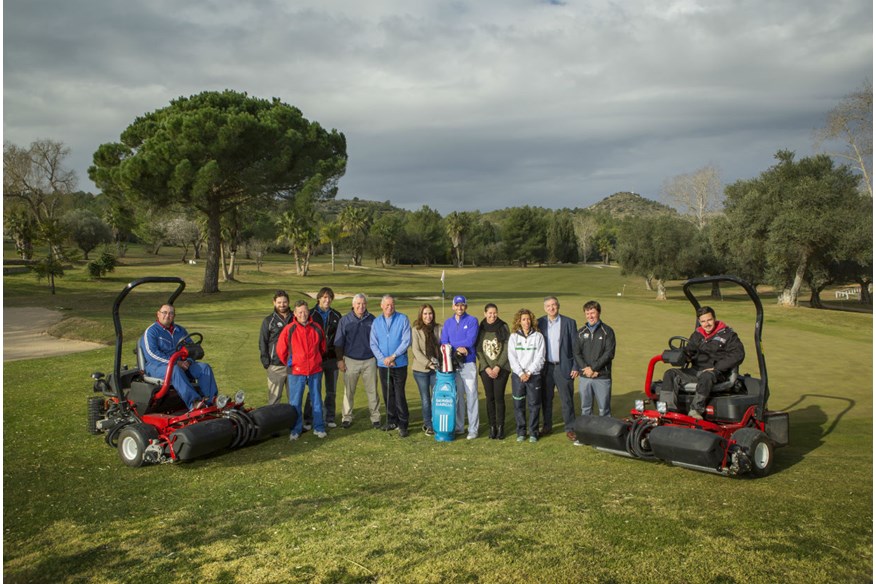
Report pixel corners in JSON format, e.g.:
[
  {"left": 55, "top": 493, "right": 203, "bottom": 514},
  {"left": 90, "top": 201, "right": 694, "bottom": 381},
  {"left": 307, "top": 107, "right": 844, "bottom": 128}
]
[{"left": 159, "top": 311, "right": 175, "bottom": 316}]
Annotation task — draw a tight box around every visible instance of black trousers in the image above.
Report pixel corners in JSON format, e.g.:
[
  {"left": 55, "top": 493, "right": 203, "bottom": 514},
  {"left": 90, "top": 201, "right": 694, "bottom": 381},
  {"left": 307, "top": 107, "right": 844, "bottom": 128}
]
[
  {"left": 378, "top": 365, "right": 409, "bottom": 429},
  {"left": 480, "top": 368, "right": 509, "bottom": 428},
  {"left": 662, "top": 368, "right": 726, "bottom": 413}
]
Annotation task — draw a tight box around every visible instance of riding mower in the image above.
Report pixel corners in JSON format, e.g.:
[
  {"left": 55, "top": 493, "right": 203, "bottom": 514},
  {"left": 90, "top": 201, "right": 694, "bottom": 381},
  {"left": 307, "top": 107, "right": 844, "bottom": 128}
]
[
  {"left": 88, "top": 276, "right": 295, "bottom": 467},
  {"left": 574, "top": 275, "right": 789, "bottom": 477}
]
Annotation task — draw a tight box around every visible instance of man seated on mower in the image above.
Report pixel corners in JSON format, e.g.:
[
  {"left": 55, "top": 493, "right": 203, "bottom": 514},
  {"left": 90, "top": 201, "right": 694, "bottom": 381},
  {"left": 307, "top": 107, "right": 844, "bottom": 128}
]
[
  {"left": 662, "top": 306, "right": 744, "bottom": 420},
  {"left": 141, "top": 304, "right": 218, "bottom": 410}
]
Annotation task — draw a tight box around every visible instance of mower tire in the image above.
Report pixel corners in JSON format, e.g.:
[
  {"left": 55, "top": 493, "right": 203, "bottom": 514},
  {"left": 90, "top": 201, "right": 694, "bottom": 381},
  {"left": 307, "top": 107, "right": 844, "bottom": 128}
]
[
  {"left": 117, "top": 424, "right": 159, "bottom": 467},
  {"left": 732, "top": 427, "right": 774, "bottom": 477},
  {"left": 87, "top": 396, "right": 105, "bottom": 435}
]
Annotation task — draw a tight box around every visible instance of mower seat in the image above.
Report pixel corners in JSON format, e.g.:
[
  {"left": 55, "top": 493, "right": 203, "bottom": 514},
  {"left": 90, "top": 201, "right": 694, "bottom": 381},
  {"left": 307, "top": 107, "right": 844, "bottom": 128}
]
[
  {"left": 135, "top": 341, "right": 165, "bottom": 386},
  {"left": 132, "top": 341, "right": 188, "bottom": 414}
]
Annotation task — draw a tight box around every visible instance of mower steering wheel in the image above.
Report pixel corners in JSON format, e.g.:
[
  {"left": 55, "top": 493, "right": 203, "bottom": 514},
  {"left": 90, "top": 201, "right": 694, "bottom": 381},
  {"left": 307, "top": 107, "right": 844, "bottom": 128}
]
[
  {"left": 175, "top": 332, "right": 203, "bottom": 350},
  {"left": 668, "top": 335, "right": 688, "bottom": 349}
]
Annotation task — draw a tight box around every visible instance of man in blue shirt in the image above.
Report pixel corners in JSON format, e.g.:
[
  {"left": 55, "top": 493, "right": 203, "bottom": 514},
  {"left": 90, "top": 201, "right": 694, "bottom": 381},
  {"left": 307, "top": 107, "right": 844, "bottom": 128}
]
[
  {"left": 369, "top": 295, "right": 413, "bottom": 437},
  {"left": 440, "top": 295, "right": 480, "bottom": 439},
  {"left": 334, "top": 293, "right": 382, "bottom": 429}
]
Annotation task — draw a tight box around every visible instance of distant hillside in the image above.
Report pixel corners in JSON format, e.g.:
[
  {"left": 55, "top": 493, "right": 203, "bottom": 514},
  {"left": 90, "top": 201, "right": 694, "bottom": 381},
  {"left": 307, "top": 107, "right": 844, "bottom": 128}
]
[{"left": 584, "top": 192, "right": 676, "bottom": 219}]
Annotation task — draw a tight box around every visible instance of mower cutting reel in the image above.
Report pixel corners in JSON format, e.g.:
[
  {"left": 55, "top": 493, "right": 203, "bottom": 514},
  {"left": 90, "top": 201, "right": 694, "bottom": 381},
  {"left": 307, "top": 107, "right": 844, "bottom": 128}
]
[{"left": 575, "top": 275, "right": 788, "bottom": 478}]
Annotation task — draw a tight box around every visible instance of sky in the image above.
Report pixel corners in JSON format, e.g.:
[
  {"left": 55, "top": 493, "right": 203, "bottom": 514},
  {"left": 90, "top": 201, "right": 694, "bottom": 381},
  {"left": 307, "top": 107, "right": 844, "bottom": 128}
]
[{"left": 3, "top": 0, "right": 873, "bottom": 214}]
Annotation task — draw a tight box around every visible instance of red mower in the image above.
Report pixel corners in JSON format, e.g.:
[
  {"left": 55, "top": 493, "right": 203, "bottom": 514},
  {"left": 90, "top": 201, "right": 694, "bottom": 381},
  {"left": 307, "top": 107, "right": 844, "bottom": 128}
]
[
  {"left": 574, "top": 275, "right": 789, "bottom": 477},
  {"left": 88, "top": 276, "right": 295, "bottom": 467}
]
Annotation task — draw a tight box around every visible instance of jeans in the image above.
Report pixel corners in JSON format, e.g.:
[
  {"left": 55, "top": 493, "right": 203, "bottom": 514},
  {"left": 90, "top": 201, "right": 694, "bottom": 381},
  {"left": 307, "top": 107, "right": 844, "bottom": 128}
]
[
  {"left": 305, "top": 362, "right": 338, "bottom": 424},
  {"left": 413, "top": 369, "right": 436, "bottom": 429},
  {"left": 288, "top": 372, "right": 324, "bottom": 435},
  {"left": 377, "top": 366, "right": 409, "bottom": 429}
]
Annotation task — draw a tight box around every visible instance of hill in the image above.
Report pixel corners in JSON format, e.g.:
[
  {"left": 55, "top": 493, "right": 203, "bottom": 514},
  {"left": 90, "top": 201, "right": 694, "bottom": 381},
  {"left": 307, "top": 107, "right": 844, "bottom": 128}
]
[{"left": 584, "top": 191, "right": 677, "bottom": 219}]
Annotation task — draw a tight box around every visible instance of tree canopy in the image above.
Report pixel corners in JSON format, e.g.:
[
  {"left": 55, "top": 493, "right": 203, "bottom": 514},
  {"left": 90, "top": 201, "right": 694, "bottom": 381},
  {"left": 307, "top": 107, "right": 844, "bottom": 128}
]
[
  {"left": 722, "top": 150, "right": 865, "bottom": 306},
  {"left": 89, "top": 90, "right": 347, "bottom": 292}
]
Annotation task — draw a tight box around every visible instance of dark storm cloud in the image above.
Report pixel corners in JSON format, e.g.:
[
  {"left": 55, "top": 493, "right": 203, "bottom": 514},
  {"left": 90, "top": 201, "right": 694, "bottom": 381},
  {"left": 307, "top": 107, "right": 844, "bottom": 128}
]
[{"left": 4, "top": 0, "right": 872, "bottom": 213}]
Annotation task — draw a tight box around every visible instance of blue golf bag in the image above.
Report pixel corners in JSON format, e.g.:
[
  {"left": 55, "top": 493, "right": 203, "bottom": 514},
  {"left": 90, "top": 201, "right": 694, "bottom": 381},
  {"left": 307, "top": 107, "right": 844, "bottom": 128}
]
[
  {"left": 432, "top": 372, "right": 458, "bottom": 441},
  {"left": 431, "top": 344, "right": 459, "bottom": 442}
]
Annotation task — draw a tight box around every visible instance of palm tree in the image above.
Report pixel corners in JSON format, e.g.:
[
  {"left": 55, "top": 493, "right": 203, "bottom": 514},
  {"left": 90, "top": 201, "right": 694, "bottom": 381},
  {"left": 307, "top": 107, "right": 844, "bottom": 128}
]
[
  {"left": 444, "top": 211, "right": 472, "bottom": 268},
  {"left": 320, "top": 220, "right": 343, "bottom": 272},
  {"left": 338, "top": 206, "right": 372, "bottom": 266}
]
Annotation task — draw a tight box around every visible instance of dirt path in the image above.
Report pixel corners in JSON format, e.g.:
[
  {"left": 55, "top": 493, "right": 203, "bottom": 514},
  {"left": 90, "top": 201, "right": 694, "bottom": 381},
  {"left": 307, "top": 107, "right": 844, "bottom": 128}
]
[{"left": 3, "top": 307, "right": 106, "bottom": 362}]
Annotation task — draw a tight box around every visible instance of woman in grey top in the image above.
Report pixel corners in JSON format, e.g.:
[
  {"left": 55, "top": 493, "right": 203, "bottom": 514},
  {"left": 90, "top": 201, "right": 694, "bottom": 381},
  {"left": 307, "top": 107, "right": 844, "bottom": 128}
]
[
  {"left": 476, "top": 303, "right": 511, "bottom": 439},
  {"left": 411, "top": 304, "right": 442, "bottom": 436}
]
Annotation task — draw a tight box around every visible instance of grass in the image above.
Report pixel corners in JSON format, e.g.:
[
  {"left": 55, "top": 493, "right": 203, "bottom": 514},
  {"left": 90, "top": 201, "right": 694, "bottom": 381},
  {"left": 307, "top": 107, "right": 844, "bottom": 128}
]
[{"left": 3, "top": 246, "right": 873, "bottom": 583}]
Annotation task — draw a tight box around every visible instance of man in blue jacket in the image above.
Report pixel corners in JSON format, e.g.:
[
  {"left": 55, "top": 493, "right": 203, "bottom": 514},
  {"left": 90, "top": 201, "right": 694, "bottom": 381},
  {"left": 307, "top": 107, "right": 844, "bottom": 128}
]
[
  {"left": 440, "top": 295, "right": 480, "bottom": 439},
  {"left": 369, "top": 295, "right": 412, "bottom": 437},
  {"left": 537, "top": 296, "right": 579, "bottom": 440},
  {"left": 141, "top": 304, "right": 218, "bottom": 410}
]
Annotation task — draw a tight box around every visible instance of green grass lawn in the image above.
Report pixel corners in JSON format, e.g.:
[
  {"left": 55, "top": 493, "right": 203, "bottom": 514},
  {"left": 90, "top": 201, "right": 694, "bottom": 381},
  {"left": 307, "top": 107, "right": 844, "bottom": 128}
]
[{"left": 3, "top": 248, "right": 873, "bottom": 583}]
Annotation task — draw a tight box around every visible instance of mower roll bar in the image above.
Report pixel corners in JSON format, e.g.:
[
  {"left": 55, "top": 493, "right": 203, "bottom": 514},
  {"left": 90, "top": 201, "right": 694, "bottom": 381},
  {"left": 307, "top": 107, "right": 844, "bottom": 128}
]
[
  {"left": 681, "top": 275, "right": 769, "bottom": 415},
  {"left": 111, "top": 277, "right": 187, "bottom": 405}
]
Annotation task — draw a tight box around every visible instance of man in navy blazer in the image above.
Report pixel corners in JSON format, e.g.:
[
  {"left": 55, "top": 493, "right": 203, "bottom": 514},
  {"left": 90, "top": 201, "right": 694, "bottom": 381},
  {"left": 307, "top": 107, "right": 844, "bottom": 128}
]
[{"left": 537, "top": 296, "right": 579, "bottom": 440}]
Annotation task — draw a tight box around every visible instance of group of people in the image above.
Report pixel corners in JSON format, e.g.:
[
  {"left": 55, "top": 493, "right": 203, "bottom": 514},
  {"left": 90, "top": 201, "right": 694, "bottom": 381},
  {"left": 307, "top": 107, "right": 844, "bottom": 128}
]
[
  {"left": 259, "top": 290, "right": 618, "bottom": 443},
  {"left": 140, "top": 288, "right": 744, "bottom": 443}
]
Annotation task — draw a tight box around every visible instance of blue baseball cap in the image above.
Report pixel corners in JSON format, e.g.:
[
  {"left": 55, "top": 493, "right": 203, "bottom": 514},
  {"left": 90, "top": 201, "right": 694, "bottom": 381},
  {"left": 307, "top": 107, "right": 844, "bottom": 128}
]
[{"left": 453, "top": 295, "right": 467, "bottom": 305}]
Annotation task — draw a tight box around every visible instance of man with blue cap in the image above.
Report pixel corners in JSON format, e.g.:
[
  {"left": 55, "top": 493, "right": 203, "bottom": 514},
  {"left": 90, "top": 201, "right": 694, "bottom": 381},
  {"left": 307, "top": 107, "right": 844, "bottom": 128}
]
[{"left": 440, "top": 295, "right": 480, "bottom": 439}]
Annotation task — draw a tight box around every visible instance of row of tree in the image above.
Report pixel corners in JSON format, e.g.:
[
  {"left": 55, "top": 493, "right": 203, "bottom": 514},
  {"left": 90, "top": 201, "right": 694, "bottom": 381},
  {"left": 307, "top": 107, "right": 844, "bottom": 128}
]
[{"left": 4, "top": 85, "right": 872, "bottom": 307}]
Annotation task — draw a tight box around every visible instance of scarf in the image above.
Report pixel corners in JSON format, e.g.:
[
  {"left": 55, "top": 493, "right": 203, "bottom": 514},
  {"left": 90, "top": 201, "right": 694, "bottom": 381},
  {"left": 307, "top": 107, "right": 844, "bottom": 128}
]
[{"left": 479, "top": 318, "right": 509, "bottom": 343}]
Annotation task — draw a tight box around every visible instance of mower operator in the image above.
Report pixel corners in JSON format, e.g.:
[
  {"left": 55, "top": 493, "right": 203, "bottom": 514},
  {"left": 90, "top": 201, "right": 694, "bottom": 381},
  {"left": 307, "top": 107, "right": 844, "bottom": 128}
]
[
  {"left": 662, "top": 306, "right": 744, "bottom": 419},
  {"left": 141, "top": 304, "right": 219, "bottom": 410}
]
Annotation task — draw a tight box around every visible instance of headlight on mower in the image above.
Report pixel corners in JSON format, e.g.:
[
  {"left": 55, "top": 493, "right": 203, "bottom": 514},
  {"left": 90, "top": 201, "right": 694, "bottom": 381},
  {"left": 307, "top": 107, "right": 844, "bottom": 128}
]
[
  {"left": 234, "top": 390, "right": 246, "bottom": 405},
  {"left": 634, "top": 400, "right": 645, "bottom": 412},
  {"left": 216, "top": 394, "right": 229, "bottom": 409},
  {"left": 656, "top": 401, "right": 668, "bottom": 414}
]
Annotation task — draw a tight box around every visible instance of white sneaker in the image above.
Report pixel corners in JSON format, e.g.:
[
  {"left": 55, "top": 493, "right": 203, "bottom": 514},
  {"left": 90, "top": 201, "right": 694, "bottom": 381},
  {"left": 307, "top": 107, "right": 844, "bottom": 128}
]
[
  {"left": 467, "top": 434, "right": 477, "bottom": 440},
  {"left": 327, "top": 421, "right": 337, "bottom": 429},
  {"left": 314, "top": 431, "right": 327, "bottom": 439},
  {"left": 289, "top": 433, "right": 300, "bottom": 441},
  {"left": 573, "top": 440, "right": 583, "bottom": 446},
  {"left": 303, "top": 423, "right": 312, "bottom": 431}
]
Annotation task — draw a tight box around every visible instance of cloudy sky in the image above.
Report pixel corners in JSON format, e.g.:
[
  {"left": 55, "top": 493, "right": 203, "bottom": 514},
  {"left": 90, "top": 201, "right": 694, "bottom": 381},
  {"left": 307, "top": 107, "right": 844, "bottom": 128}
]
[{"left": 4, "top": 0, "right": 872, "bottom": 214}]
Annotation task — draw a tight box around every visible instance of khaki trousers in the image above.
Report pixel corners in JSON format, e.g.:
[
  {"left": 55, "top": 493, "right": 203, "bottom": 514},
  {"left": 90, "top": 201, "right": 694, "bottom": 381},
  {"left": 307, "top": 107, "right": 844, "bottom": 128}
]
[
  {"left": 266, "top": 364, "right": 288, "bottom": 405},
  {"left": 342, "top": 357, "right": 381, "bottom": 423}
]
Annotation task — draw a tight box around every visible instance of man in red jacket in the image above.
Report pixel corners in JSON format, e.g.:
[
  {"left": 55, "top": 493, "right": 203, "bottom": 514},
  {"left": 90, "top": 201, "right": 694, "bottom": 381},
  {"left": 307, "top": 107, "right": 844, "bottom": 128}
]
[{"left": 277, "top": 300, "right": 327, "bottom": 440}]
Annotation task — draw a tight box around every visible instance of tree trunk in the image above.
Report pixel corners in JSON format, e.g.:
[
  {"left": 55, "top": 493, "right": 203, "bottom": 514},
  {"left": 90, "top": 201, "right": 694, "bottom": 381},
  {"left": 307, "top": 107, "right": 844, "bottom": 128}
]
[
  {"left": 227, "top": 249, "right": 237, "bottom": 281},
  {"left": 809, "top": 287, "right": 824, "bottom": 309},
  {"left": 710, "top": 281, "right": 722, "bottom": 299},
  {"left": 655, "top": 279, "right": 667, "bottom": 300},
  {"left": 644, "top": 276, "right": 653, "bottom": 291},
  {"left": 330, "top": 242, "right": 335, "bottom": 272},
  {"left": 202, "top": 205, "right": 221, "bottom": 293},
  {"left": 777, "top": 262, "right": 807, "bottom": 307},
  {"left": 855, "top": 277, "right": 873, "bottom": 304}
]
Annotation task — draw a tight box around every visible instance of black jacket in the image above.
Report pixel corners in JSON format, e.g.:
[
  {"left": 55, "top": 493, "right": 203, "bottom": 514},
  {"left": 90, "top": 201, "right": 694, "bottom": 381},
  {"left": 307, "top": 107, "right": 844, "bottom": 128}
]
[
  {"left": 684, "top": 322, "right": 744, "bottom": 373},
  {"left": 310, "top": 305, "right": 342, "bottom": 362},
  {"left": 573, "top": 321, "right": 616, "bottom": 379},
  {"left": 259, "top": 310, "right": 294, "bottom": 368}
]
